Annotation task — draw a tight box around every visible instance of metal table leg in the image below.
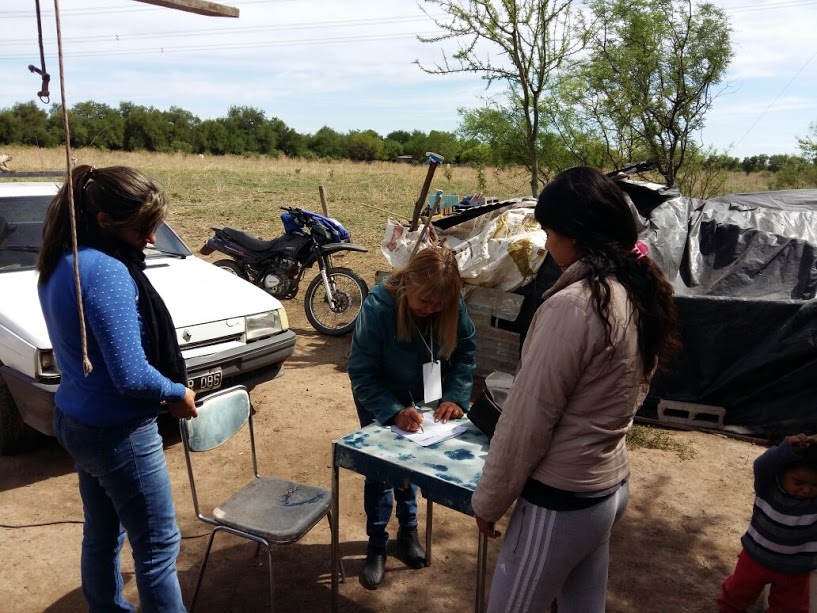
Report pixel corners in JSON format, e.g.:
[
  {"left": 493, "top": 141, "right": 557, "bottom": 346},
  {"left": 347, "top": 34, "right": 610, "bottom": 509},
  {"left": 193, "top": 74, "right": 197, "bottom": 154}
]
[
  {"left": 425, "top": 500, "right": 433, "bottom": 566},
  {"left": 331, "top": 456, "right": 339, "bottom": 613},
  {"left": 475, "top": 531, "right": 488, "bottom": 613}
]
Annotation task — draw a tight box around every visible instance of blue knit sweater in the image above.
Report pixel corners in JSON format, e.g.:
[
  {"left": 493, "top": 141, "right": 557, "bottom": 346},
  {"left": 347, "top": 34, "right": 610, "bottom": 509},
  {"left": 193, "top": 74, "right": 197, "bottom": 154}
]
[
  {"left": 741, "top": 438, "right": 817, "bottom": 574},
  {"left": 348, "top": 283, "right": 477, "bottom": 425},
  {"left": 38, "top": 247, "right": 186, "bottom": 427}
]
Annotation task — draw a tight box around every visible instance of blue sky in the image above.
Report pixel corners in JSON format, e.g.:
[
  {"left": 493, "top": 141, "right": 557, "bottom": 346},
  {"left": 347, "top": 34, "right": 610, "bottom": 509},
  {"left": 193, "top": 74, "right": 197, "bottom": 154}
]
[{"left": 1, "top": 0, "right": 815, "bottom": 159}]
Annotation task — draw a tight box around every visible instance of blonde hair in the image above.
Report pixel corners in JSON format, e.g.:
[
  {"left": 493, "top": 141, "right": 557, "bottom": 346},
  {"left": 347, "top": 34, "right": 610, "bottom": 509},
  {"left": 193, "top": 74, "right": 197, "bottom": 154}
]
[
  {"left": 384, "top": 247, "right": 463, "bottom": 358},
  {"left": 37, "top": 165, "right": 167, "bottom": 283}
]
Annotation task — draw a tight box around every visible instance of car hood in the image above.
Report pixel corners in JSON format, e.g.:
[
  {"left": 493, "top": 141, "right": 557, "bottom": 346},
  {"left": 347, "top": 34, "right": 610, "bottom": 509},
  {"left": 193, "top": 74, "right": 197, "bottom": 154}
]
[
  {"left": 0, "top": 256, "right": 283, "bottom": 349},
  {"left": 143, "top": 255, "right": 283, "bottom": 327},
  {"left": 0, "top": 271, "right": 52, "bottom": 348}
]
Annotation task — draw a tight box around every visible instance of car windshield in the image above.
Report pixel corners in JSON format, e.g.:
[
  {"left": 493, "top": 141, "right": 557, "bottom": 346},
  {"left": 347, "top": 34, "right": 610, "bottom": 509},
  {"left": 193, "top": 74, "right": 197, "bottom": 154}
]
[{"left": 0, "top": 194, "right": 192, "bottom": 272}]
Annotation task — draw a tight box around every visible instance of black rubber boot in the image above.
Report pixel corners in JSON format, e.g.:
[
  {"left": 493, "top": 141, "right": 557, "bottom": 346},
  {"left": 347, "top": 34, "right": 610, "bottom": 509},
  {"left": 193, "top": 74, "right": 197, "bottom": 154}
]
[
  {"left": 359, "top": 548, "right": 386, "bottom": 590},
  {"left": 396, "top": 526, "right": 427, "bottom": 569}
]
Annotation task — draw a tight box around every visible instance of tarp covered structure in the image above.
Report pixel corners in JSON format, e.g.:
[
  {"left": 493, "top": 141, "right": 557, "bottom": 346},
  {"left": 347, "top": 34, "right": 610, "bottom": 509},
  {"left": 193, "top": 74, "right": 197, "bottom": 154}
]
[{"left": 430, "top": 183, "right": 817, "bottom": 436}]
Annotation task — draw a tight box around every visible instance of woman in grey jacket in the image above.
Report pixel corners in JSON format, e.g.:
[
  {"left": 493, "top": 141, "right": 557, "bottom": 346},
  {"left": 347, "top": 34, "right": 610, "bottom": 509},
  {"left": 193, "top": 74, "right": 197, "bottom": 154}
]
[{"left": 472, "top": 166, "right": 680, "bottom": 613}]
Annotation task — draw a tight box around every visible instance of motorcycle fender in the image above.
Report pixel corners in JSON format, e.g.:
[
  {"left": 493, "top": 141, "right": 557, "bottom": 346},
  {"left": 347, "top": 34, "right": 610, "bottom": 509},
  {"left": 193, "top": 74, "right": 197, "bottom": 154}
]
[
  {"left": 203, "top": 235, "right": 258, "bottom": 261},
  {"left": 319, "top": 243, "right": 369, "bottom": 255},
  {"left": 303, "top": 242, "right": 368, "bottom": 269}
]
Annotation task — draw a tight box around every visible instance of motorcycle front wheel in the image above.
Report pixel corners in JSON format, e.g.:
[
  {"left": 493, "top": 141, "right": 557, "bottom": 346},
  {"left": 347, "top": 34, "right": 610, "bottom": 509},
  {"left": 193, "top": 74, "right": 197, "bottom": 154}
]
[{"left": 304, "top": 267, "right": 368, "bottom": 336}]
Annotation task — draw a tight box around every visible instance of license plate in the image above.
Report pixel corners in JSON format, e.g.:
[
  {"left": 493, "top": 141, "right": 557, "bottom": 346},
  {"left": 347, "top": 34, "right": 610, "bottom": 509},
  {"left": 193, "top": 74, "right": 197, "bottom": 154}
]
[{"left": 188, "top": 368, "right": 222, "bottom": 392}]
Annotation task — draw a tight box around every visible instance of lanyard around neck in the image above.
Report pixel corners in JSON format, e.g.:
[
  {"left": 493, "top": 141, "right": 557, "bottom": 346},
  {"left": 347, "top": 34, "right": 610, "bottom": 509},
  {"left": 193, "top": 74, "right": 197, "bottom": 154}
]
[{"left": 412, "top": 319, "right": 434, "bottom": 361}]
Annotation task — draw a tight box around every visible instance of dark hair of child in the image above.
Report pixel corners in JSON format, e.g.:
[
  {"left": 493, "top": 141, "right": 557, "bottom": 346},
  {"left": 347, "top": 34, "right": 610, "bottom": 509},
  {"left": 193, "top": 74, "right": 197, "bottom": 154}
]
[{"left": 787, "top": 444, "right": 817, "bottom": 473}]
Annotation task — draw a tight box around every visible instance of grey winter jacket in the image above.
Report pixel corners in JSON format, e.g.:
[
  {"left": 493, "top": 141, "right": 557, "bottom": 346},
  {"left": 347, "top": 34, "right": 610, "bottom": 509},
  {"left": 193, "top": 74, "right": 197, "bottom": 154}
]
[{"left": 472, "top": 261, "right": 649, "bottom": 523}]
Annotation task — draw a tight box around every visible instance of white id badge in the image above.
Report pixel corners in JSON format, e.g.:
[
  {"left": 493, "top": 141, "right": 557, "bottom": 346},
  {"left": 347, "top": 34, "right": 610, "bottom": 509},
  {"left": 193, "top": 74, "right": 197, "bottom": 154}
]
[{"left": 422, "top": 360, "right": 443, "bottom": 403}]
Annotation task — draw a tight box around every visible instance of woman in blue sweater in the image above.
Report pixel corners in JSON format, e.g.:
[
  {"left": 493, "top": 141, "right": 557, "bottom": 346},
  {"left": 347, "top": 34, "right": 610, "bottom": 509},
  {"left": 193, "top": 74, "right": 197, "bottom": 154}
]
[
  {"left": 37, "top": 165, "right": 196, "bottom": 612},
  {"left": 348, "top": 246, "right": 477, "bottom": 590}
]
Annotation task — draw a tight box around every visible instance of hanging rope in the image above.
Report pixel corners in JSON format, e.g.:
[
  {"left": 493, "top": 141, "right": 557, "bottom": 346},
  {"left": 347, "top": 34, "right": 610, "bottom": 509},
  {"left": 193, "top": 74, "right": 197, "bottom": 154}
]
[
  {"left": 28, "top": 0, "right": 51, "bottom": 103},
  {"left": 53, "top": 0, "right": 92, "bottom": 375}
]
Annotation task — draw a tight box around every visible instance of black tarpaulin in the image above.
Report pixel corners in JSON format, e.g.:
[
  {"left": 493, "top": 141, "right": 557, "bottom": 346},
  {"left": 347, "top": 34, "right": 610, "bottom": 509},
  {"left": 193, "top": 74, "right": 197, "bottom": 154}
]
[
  {"left": 436, "top": 183, "right": 817, "bottom": 436},
  {"left": 630, "top": 186, "right": 817, "bottom": 435}
]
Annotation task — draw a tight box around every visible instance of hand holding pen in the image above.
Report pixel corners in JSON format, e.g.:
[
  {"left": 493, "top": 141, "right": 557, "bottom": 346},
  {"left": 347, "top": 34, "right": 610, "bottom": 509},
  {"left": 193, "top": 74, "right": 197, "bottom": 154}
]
[{"left": 395, "top": 391, "right": 424, "bottom": 433}]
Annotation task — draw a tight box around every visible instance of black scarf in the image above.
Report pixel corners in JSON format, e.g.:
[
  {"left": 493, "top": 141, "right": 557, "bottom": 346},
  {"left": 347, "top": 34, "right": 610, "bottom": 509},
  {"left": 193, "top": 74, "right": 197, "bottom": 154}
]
[{"left": 91, "top": 237, "right": 187, "bottom": 385}]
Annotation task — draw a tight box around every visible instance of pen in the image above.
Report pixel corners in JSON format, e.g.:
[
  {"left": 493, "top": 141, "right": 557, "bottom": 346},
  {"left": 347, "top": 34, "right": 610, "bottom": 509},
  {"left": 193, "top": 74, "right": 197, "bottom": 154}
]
[{"left": 408, "top": 391, "right": 424, "bottom": 434}]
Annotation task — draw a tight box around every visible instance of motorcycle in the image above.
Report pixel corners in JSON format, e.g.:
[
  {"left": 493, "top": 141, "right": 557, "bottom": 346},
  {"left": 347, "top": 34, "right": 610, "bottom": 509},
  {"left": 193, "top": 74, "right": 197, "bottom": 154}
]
[{"left": 200, "top": 207, "right": 369, "bottom": 336}]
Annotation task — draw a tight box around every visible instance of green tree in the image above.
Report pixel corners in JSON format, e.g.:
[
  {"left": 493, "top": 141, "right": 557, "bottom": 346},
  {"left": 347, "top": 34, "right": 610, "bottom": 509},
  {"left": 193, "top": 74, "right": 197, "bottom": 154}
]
[
  {"left": 797, "top": 122, "right": 817, "bottom": 163},
  {"left": 70, "top": 101, "right": 125, "bottom": 150},
  {"left": 740, "top": 155, "right": 758, "bottom": 175},
  {"left": 223, "top": 106, "right": 273, "bottom": 154},
  {"left": 0, "top": 108, "right": 24, "bottom": 145},
  {"left": 459, "top": 103, "right": 577, "bottom": 178},
  {"left": 194, "top": 119, "right": 231, "bottom": 155},
  {"left": 2, "top": 102, "right": 58, "bottom": 147},
  {"left": 770, "top": 157, "right": 817, "bottom": 189},
  {"left": 581, "top": 0, "right": 732, "bottom": 187},
  {"left": 417, "top": 0, "right": 584, "bottom": 195},
  {"left": 424, "top": 130, "right": 461, "bottom": 162},
  {"left": 120, "top": 103, "right": 172, "bottom": 151},
  {"left": 402, "top": 130, "right": 430, "bottom": 161},
  {"left": 268, "top": 117, "right": 305, "bottom": 157},
  {"left": 459, "top": 105, "right": 526, "bottom": 167},
  {"left": 382, "top": 138, "right": 404, "bottom": 160},
  {"left": 308, "top": 126, "right": 347, "bottom": 159},
  {"left": 346, "top": 130, "right": 384, "bottom": 161},
  {"left": 164, "top": 106, "right": 199, "bottom": 153},
  {"left": 386, "top": 130, "right": 412, "bottom": 144}
]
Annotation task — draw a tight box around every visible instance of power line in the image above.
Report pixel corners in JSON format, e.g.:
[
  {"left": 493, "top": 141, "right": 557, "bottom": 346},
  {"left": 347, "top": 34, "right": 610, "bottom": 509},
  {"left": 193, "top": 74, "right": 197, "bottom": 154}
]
[
  {"left": 0, "top": 14, "right": 439, "bottom": 47},
  {"left": 0, "top": 31, "right": 440, "bottom": 62},
  {"left": 732, "top": 46, "right": 817, "bottom": 149},
  {"left": 727, "top": 0, "right": 817, "bottom": 13},
  {"left": 0, "top": 0, "right": 294, "bottom": 18}
]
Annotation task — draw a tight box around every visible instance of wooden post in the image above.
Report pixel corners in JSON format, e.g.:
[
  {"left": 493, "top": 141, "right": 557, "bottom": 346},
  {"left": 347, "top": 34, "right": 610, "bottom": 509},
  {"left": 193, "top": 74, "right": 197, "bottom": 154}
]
[
  {"left": 318, "top": 185, "right": 329, "bottom": 217},
  {"left": 132, "top": 0, "right": 239, "bottom": 16},
  {"left": 410, "top": 192, "right": 441, "bottom": 259},
  {"left": 409, "top": 152, "right": 444, "bottom": 231}
]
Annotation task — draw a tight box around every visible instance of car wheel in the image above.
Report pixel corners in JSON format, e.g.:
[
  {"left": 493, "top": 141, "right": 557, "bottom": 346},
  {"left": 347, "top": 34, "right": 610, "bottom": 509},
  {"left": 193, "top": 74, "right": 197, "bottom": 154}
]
[{"left": 0, "top": 377, "right": 27, "bottom": 455}]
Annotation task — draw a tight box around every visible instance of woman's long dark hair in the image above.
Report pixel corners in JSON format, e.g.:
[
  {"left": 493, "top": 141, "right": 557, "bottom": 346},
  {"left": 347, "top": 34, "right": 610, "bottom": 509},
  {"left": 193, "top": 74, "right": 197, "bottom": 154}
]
[
  {"left": 37, "top": 165, "right": 167, "bottom": 283},
  {"left": 536, "top": 166, "right": 680, "bottom": 377}
]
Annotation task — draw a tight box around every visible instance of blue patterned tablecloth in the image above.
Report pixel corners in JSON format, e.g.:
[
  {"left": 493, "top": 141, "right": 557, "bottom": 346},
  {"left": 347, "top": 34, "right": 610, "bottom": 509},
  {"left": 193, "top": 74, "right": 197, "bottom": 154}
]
[{"left": 333, "top": 419, "right": 490, "bottom": 515}]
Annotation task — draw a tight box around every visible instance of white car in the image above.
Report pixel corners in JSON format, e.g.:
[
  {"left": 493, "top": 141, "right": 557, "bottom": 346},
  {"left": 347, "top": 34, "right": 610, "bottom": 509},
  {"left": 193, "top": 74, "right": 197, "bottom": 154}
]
[{"left": 0, "top": 180, "right": 296, "bottom": 453}]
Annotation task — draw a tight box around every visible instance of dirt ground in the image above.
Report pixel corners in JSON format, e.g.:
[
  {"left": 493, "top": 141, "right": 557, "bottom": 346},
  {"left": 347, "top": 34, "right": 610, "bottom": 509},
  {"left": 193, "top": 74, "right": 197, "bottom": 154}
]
[{"left": 0, "top": 306, "right": 767, "bottom": 613}]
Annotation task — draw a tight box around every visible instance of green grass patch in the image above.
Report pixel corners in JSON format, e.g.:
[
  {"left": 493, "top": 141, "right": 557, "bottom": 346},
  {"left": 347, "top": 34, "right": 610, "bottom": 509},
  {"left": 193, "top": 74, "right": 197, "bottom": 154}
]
[{"left": 627, "top": 424, "right": 697, "bottom": 460}]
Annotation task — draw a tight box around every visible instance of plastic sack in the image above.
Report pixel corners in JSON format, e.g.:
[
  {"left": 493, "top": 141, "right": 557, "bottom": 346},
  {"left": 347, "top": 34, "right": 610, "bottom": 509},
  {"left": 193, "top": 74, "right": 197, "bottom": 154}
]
[
  {"left": 381, "top": 218, "right": 435, "bottom": 270},
  {"left": 440, "top": 207, "right": 547, "bottom": 291}
]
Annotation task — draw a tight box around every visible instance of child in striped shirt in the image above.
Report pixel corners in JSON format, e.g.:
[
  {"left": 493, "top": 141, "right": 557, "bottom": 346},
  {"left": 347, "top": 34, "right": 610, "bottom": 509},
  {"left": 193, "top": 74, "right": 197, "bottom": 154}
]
[{"left": 719, "top": 434, "right": 817, "bottom": 613}]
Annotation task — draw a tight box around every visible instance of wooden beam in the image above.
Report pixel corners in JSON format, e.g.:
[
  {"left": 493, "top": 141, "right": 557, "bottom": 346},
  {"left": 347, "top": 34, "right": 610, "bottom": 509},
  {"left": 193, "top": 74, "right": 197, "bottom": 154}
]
[{"left": 132, "top": 0, "right": 239, "bottom": 17}]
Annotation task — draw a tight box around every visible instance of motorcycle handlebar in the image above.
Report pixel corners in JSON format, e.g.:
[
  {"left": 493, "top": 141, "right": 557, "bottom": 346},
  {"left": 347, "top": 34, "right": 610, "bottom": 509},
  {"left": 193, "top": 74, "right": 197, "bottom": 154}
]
[{"left": 279, "top": 206, "right": 313, "bottom": 227}]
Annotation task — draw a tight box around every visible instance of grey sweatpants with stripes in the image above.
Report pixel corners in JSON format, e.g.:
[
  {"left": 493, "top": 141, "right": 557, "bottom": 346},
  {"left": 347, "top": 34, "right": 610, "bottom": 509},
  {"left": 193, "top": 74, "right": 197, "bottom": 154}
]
[{"left": 487, "top": 482, "right": 630, "bottom": 613}]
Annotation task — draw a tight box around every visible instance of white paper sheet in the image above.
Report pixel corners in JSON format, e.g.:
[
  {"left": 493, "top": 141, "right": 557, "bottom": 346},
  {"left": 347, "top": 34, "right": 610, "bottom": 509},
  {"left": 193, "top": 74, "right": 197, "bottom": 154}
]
[{"left": 390, "top": 409, "right": 469, "bottom": 447}]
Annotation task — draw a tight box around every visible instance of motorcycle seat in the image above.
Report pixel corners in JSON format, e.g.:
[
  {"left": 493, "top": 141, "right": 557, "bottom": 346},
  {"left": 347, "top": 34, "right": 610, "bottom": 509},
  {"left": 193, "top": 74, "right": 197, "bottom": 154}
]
[{"left": 222, "top": 227, "right": 282, "bottom": 252}]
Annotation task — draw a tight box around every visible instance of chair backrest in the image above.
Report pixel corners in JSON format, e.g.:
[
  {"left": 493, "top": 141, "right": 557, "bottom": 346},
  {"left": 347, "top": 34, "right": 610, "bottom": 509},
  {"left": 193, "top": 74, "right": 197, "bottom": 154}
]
[
  {"left": 179, "top": 385, "right": 255, "bottom": 522},
  {"left": 181, "top": 385, "right": 251, "bottom": 452}
]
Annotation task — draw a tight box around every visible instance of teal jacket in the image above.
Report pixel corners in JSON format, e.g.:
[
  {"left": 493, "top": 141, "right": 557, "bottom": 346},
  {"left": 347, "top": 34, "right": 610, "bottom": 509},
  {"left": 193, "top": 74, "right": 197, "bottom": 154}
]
[{"left": 348, "top": 283, "right": 477, "bottom": 425}]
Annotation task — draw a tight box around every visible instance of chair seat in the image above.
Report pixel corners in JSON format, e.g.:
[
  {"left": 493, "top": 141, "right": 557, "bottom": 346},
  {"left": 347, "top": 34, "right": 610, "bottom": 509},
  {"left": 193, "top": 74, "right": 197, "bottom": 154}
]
[{"left": 213, "top": 477, "right": 332, "bottom": 544}]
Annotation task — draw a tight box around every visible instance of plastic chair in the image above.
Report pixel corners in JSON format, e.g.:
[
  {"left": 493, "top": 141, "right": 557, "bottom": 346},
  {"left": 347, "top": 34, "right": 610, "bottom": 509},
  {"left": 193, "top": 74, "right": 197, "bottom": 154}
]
[{"left": 179, "top": 385, "right": 344, "bottom": 611}]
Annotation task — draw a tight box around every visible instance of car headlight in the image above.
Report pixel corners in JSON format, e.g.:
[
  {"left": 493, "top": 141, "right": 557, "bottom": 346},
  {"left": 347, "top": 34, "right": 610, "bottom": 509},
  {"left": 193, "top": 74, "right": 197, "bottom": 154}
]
[
  {"left": 36, "top": 349, "right": 61, "bottom": 382},
  {"left": 245, "top": 310, "right": 283, "bottom": 340}
]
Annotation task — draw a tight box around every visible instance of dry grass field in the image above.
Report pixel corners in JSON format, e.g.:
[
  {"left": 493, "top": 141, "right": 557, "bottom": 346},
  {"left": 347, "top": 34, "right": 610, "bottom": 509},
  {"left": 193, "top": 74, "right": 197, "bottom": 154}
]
[
  {"left": 5, "top": 146, "right": 537, "bottom": 285},
  {"left": 4, "top": 145, "right": 777, "bottom": 288}
]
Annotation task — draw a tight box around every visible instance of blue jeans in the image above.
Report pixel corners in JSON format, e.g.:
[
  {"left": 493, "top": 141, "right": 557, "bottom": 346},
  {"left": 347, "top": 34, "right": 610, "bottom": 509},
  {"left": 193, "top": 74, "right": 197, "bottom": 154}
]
[
  {"left": 356, "top": 403, "right": 418, "bottom": 551},
  {"left": 54, "top": 408, "right": 185, "bottom": 613}
]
